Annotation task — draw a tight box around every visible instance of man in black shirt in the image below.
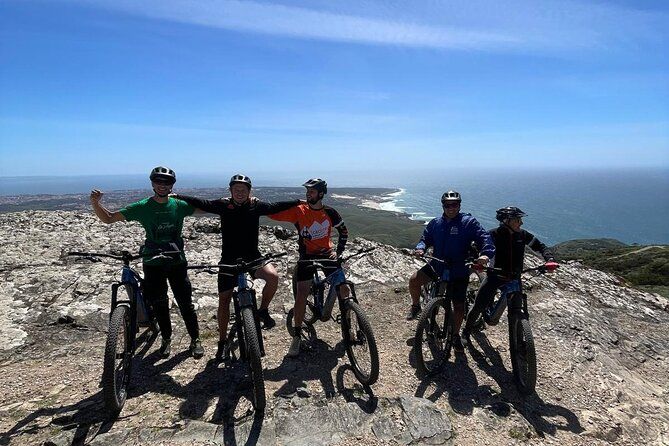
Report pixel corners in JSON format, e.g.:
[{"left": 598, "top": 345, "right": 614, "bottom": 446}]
[
  {"left": 175, "top": 174, "right": 299, "bottom": 359},
  {"left": 462, "top": 207, "right": 555, "bottom": 343}
]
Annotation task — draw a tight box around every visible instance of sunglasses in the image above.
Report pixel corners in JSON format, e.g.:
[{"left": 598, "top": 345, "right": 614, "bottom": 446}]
[
  {"left": 442, "top": 202, "right": 460, "bottom": 209},
  {"left": 152, "top": 180, "right": 174, "bottom": 186}
]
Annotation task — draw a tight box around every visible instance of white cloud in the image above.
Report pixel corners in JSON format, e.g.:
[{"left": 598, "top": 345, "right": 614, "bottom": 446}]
[{"left": 66, "top": 0, "right": 669, "bottom": 52}]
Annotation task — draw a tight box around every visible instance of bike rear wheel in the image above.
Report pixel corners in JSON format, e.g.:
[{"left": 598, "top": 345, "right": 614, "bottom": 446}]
[
  {"left": 241, "top": 307, "right": 266, "bottom": 412},
  {"left": 414, "top": 297, "right": 454, "bottom": 376},
  {"left": 341, "top": 300, "right": 379, "bottom": 386},
  {"left": 102, "top": 304, "right": 132, "bottom": 417},
  {"left": 509, "top": 317, "right": 537, "bottom": 394}
]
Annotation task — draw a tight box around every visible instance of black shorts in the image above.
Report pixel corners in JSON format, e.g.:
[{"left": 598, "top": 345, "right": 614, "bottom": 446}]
[
  {"left": 417, "top": 264, "right": 469, "bottom": 303},
  {"left": 217, "top": 257, "right": 261, "bottom": 293},
  {"left": 295, "top": 254, "right": 340, "bottom": 282}
]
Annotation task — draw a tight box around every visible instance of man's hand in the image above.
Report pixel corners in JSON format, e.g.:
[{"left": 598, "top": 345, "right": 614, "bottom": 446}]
[
  {"left": 329, "top": 251, "right": 338, "bottom": 260},
  {"left": 413, "top": 249, "right": 425, "bottom": 257},
  {"left": 90, "top": 189, "right": 103, "bottom": 204},
  {"left": 475, "top": 255, "right": 489, "bottom": 267}
]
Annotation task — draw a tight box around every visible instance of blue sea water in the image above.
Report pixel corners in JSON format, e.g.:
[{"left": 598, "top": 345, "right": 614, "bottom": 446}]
[{"left": 1, "top": 168, "right": 667, "bottom": 245}]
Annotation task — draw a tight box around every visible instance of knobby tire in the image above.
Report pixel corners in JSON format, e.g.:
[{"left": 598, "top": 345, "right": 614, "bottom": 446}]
[
  {"left": 102, "top": 304, "right": 131, "bottom": 417},
  {"left": 414, "top": 297, "right": 454, "bottom": 376},
  {"left": 241, "top": 307, "right": 266, "bottom": 412},
  {"left": 510, "top": 317, "right": 537, "bottom": 395},
  {"left": 342, "top": 300, "right": 379, "bottom": 386}
]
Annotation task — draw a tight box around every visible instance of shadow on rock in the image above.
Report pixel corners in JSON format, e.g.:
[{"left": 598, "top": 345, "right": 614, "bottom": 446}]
[
  {"left": 468, "top": 330, "right": 584, "bottom": 438},
  {"left": 0, "top": 328, "right": 161, "bottom": 445},
  {"left": 413, "top": 351, "right": 479, "bottom": 415},
  {"left": 264, "top": 338, "right": 345, "bottom": 399},
  {"left": 335, "top": 365, "right": 378, "bottom": 414}
]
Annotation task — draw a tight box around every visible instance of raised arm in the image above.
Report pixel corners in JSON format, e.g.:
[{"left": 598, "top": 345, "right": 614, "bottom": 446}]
[{"left": 90, "top": 189, "right": 125, "bottom": 224}]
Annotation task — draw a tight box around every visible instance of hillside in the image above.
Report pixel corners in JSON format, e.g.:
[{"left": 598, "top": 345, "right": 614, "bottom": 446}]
[
  {"left": 1, "top": 211, "right": 668, "bottom": 445},
  {"left": 553, "top": 239, "right": 669, "bottom": 297}
]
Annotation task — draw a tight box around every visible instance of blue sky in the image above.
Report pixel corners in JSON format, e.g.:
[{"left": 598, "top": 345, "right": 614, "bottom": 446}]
[{"left": 1, "top": 0, "right": 668, "bottom": 178}]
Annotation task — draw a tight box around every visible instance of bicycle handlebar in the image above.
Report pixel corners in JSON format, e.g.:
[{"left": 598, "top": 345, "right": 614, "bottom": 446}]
[
  {"left": 68, "top": 251, "right": 143, "bottom": 262},
  {"left": 187, "top": 252, "right": 288, "bottom": 274},
  {"left": 470, "top": 261, "right": 559, "bottom": 277},
  {"left": 68, "top": 248, "right": 183, "bottom": 263},
  {"left": 296, "top": 247, "right": 376, "bottom": 268}
]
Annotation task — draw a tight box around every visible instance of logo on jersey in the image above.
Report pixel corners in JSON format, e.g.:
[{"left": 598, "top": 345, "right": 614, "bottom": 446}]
[
  {"left": 299, "top": 219, "right": 330, "bottom": 241},
  {"left": 450, "top": 227, "right": 459, "bottom": 235}
]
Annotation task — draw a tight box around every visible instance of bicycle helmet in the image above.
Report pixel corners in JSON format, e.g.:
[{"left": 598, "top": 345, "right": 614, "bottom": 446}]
[
  {"left": 229, "top": 174, "right": 252, "bottom": 188},
  {"left": 149, "top": 166, "right": 176, "bottom": 184},
  {"left": 496, "top": 206, "right": 527, "bottom": 222},
  {"left": 302, "top": 178, "right": 327, "bottom": 194},
  {"left": 441, "top": 190, "right": 461, "bottom": 204}
]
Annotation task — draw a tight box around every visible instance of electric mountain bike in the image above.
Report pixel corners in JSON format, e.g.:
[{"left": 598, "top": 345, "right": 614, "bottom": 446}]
[
  {"left": 188, "top": 252, "right": 287, "bottom": 413},
  {"left": 285, "top": 248, "right": 379, "bottom": 386},
  {"left": 68, "top": 249, "right": 176, "bottom": 417},
  {"left": 469, "top": 261, "right": 559, "bottom": 394},
  {"left": 414, "top": 256, "right": 483, "bottom": 376}
]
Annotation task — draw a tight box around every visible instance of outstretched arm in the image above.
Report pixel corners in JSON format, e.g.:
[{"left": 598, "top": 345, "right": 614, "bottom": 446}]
[
  {"left": 90, "top": 189, "right": 125, "bottom": 224},
  {"left": 257, "top": 199, "right": 302, "bottom": 215},
  {"left": 173, "top": 194, "right": 223, "bottom": 215}
]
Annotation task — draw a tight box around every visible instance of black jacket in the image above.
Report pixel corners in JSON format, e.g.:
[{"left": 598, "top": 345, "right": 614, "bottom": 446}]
[
  {"left": 490, "top": 225, "right": 554, "bottom": 277},
  {"left": 176, "top": 195, "right": 299, "bottom": 260}
]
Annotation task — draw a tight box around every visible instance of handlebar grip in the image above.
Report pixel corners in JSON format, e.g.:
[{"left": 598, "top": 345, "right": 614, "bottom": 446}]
[{"left": 545, "top": 261, "right": 559, "bottom": 272}]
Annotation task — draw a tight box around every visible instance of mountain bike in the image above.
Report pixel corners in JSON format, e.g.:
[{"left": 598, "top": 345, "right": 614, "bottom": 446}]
[
  {"left": 470, "top": 261, "right": 559, "bottom": 394},
  {"left": 414, "top": 256, "right": 483, "bottom": 376},
  {"left": 188, "top": 252, "right": 286, "bottom": 413},
  {"left": 67, "top": 249, "right": 177, "bottom": 417},
  {"left": 285, "top": 248, "right": 379, "bottom": 386}
]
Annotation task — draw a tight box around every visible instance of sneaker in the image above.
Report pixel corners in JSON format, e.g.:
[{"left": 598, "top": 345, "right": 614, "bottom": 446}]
[
  {"left": 406, "top": 304, "right": 422, "bottom": 321},
  {"left": 189, "top": 338, "right": 204, "bottom": 359},
  {"left": 159, "top": 337, "right": 171, "bottom": 358},
  {"left": 453, "top": 334, "right": 464, "bottom": 353},
  {"left": 287, "top": 336, "right": 301, "bottom": 357},
  {"left": 258, "top": 308, "right": 276, "bottom": 329}
]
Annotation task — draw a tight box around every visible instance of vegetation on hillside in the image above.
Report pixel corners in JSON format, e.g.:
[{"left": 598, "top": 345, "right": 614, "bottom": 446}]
[{"left": 552, "top": 239, "right": 669, "bottom": 297}]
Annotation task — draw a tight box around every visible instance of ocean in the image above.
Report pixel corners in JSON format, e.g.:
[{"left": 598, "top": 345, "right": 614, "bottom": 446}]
[{"left": 1, "top": 168, "right": 667, "bottom": 246}]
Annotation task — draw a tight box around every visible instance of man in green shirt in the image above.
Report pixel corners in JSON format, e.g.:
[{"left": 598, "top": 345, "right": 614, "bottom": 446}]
[{"left": 90, "top": 166, "right": 203, "bottom": 359}]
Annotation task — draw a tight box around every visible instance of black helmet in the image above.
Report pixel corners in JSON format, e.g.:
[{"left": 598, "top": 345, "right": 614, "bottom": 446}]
[
  {"left": 441, "top": 190, "right": 461, "bottom": 204},
  {"left": 229, "top": 174, "right": 252, "bottom": 188},
  {"left": 302, "top": 178, "right": 327, "bottom": 194},
  {"left": 149, "top": 166, "right": 176, "bottom": 184},
  {"left": 496, "top": 206, "right": 527, "bottom": 222}
]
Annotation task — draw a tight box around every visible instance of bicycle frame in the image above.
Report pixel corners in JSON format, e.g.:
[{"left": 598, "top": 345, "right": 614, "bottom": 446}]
[{"left": 311, "top": 267, "right": 357, "bottom": 321}]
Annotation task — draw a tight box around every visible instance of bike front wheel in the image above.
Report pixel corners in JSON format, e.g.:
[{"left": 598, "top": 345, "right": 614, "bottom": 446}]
[
  {"left": 241, "top": 307, "right": 266, "bottom": 412},
  {"left": 509, "top": 317, "right": 537, "bottom": 395},
  {"left": 341, "top": 300, "right": 379, "bottom": 386},
  {"left": 285, "top": 302, "right": 318, "bottom": 337},
  {"left": 102, "top": 304, "right": 132, "bottom": 417},
  {"left": 414, "top": 297, "right": 454, "bottom": 376}
]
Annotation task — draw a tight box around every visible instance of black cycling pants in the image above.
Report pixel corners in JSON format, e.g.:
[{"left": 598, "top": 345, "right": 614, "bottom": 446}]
[
  {"left": 464, "top": 274, "right": 506, "bottom": 331},
  {"left": 143, "top": 262, "right": 199, "bottom": 340}
]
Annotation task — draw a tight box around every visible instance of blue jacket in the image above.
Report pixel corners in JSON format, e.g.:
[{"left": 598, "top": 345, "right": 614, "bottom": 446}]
[{"left": 416, "top": 213, "right": 495, "bottom": 279}]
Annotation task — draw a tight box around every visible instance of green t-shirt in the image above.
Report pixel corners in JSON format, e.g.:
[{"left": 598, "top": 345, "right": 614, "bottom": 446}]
[{"left": 120, "top": 197, "right": 195, "bottom": 265}]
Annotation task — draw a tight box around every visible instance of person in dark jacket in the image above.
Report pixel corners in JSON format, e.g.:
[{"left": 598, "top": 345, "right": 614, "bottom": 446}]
[
  {"left": 407, "top": 190, "right": 495, "bottom": 352},
  {"left": 462, "top": 206, "right": 555, "bottom": 343},
  {"left": 175, "top": 174, "right": 300, "bottom": 360}
]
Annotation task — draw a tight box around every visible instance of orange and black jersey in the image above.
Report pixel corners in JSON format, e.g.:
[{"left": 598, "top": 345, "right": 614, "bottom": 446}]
[
  {"left": 175, "top": 195, "right": 299, "bottom": 260},
  {"left": 269, "top": 203, "right": 348, "bottom": 257}
]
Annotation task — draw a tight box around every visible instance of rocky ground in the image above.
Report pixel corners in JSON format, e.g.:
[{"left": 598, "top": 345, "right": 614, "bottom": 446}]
[{"left": 0, "top": 211, "right": 668, "bottom": 445}]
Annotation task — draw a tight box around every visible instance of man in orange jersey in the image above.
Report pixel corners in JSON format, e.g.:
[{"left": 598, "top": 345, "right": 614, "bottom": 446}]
[{"left": 270, "top": 178, "right": 349, "bottom": 357}]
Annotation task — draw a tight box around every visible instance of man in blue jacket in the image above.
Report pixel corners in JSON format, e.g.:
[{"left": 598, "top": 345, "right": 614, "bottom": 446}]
[{"left": 407, "top": 190, "right": 495, "bottom": 352}]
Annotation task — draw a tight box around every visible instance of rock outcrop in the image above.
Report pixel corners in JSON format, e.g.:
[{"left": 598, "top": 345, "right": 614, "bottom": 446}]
[{"left": 0, "top": 211, "right": 668, "bottom": 445}]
